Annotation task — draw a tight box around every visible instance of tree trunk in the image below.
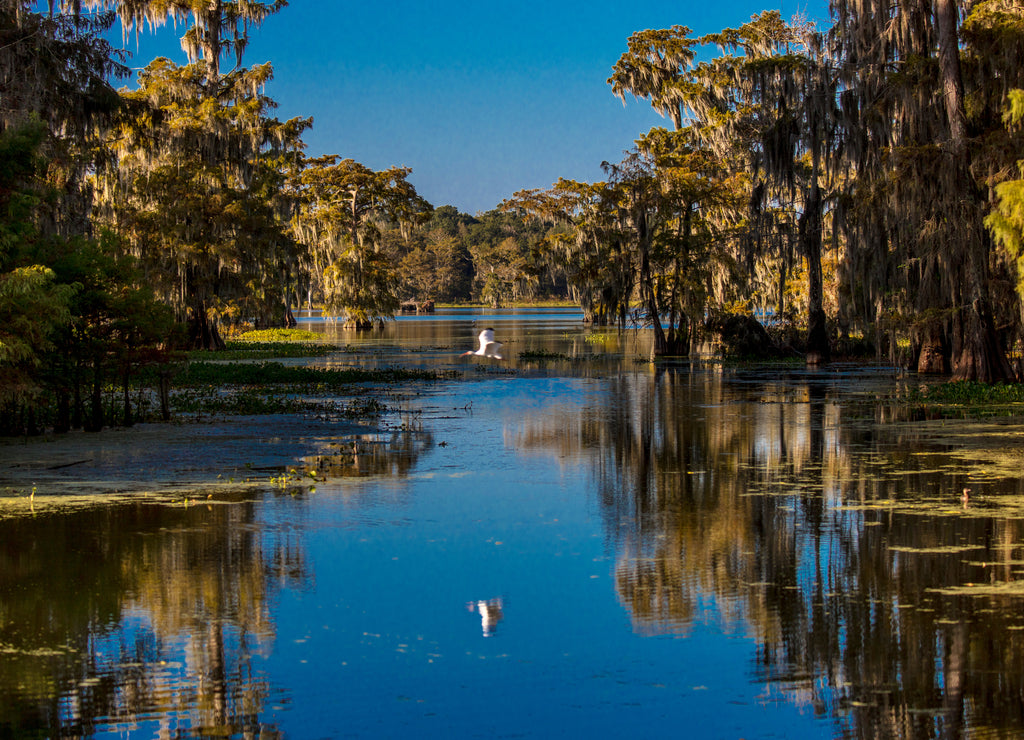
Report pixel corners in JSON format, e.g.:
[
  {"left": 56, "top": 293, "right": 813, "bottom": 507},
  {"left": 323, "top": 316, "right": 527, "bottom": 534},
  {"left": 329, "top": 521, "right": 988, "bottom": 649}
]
[
  {"left": 122, "top": 367, "right": 132, "bottom": 427},
  {"left": 935, "top": 0, "right": 1013, "bottom": 382},
  {"left": 55, "top": 389, "right": 70, "bottom": 434},
  {"left": 638, "top": 216, "right": 668, "bottom": 356},
  {"left": 86, "top": 357, "right": 103, "bottom": 432},
  {"left": 915, "top": 319, "right": 950, "bottom": 374},
  {"left": 800, "top": 175, "right": 830, "bottom": 364},
  {"left": 72, "top": 360, "right": 83, "bottom": 430},
  {"left": 283, "top": 280, "right": 298, "bottom": 327},
  {"left": 776, "top": 269, "right": 786, "bottom": 324},
  {"left": 158, "top": 370, "right": 171, "bottom": 422},
  {"left": 188, "top": 304, "right": 225, "bottom": 350}
]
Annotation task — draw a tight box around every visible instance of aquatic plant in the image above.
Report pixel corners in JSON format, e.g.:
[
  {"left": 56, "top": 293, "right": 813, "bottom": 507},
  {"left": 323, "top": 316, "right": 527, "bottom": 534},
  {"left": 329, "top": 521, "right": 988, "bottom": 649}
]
[
  {"left": 178, "top": 361, "right": 451, "bottom": 386},
  {"left": 915, "top": 381, "right": 1024, "bottom": 405},
  {"left": 519, "top": 349, "right": 571, "bottom": 360},
  {"left": 170, "top": 389, "right": 313, "bottom": 416},
  {"left": 158, "top": 360, "right": 424, "bottom": 420},
  {"left": 236, "top": 329, "right": 322, "bottom": 343},
  {"left": 899, "top": 380, "right": 1024, "bottom": 420},
  {"left": 187, "top": 340, "right": 335, "bottom": 361}
]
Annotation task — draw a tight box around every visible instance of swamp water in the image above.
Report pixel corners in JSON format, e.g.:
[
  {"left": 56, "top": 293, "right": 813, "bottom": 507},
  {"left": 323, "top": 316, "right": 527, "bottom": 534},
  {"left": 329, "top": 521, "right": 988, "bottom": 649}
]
[{"left": 2, "top": 308, "right": 1024, "bottom": 739}]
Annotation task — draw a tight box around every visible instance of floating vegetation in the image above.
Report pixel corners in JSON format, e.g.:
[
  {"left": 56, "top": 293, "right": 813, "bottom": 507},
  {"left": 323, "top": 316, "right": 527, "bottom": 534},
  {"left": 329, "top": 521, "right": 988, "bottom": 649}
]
[
  {"left": 917, "top": 381, "right": 1024, "bottom": 405},
  {"left": 0, "top": 643, "right": 76, "bottom": 657},
  {"left": 0, "top": 490, "right": 225, "bottom": 520},
  {"left": 964, "top": 560, "right": 1024, "bottom": 568},
  {"left": 188, "top": 330, "right": 336, "bottom": 361},
  {"left": 905, "top": 381, "right": 1024, "bottom": 418},
  {"left": 188, "top": 343, "right": 334, "bottom": 361},
  {"left": 171, "top": 388, "right": 310, "bottom": 416},
  {"left": 470, "top": 364, "right": 516, "bottom": 375},
  {"left": 519, "top": 349, "right": 570, "bottom": 360},
  {"left": 170, "top": 385, "right": 389, "bottom": 419},
  {"left": 722, "top": 355, "right": 804, "bottom": 368},
  {"left": 269, "top": 467, "right": 314, "bottom": 490},
  {"left": 178, "top": 361, "right": 451, "bottom": 386},
  {"left": 54, "top": 344, "right": 461, "bottom": 427},
  {"left": 236, "top": 328, "right": 321, "bottom": 343},
  {"left": 889, "top": 544, "right": 987, "bottom": 554},
  {"left": 927, "top": 582, "right": 1024, "bottom": 597},
  {"left": 152, "top": 361, "right": 444, "bottom": 419}
]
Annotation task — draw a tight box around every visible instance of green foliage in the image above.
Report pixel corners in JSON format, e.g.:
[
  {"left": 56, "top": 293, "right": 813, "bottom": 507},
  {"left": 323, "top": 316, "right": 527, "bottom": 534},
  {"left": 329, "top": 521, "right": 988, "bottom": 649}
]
[
  {"left": 987, "top": 178, "right": 1024, "bottom": 300},
  {"left": 608, "top": 25, "right": 697, "bottom": 129},
  {"left": 0, "top": 265, "right": 73, "bottom": 367},
  {"left": 502, "top": 187, "right": 619, "bottom": 316},
  {"left": 904, "top": 380, "right": 1024, "bottom": 419},
  {"left": 986, "top": 88, "right": 1024, "bottom": 302},
  {"left": 236, "top": 328, "right": 321, "bottom": 343},
  {"left": 0, "top": 118, "right": 46, "bottom": 261},
  {"left": 189, "top": 340, "right": 332, "bottom": 361},
  {"left": 0, "top": 121, "right": 74, "bottom": 410},
  {"left": 916, "top": 381, "right": 1024, "bottom": 405},
  {"left": 168, "top": 385, "right": 388, "bottom": 418},
  {"left": 293, "top": 156, "right": 431, "bottom": 325},
  {"left": 1007, "top": 89, "right": 1024, "bottom": 126},
  {"left": 0, "top": 109, "right": 182, "bottom": 434},
  {"left": 100, "top": 57, "right": 311, "bottom": 348},
  {"left": 170, "top": 389, "right": 310, "bottom": 415}
]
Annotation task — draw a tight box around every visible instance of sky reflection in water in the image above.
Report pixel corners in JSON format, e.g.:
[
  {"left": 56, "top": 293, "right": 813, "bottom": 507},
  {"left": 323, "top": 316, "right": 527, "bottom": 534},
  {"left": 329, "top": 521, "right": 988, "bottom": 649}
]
[
  {"left": 259, "top": 373, "right": 825, "bottom": 739},
  {"left": 3, "top": 309, "right": 1024, "bottom": 738}
]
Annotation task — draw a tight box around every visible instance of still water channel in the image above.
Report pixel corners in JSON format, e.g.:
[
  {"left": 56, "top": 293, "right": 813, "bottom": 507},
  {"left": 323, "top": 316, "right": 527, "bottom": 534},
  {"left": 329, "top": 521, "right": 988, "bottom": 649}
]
[{"left": 3, "top": 308, "right": 1024, "bottom": 739}]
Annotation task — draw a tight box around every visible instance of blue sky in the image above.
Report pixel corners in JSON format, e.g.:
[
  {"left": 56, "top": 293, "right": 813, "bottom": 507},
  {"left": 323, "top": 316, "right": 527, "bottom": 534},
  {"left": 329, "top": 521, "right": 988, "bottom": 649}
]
[{"left": 109, "top": 0, "right": 831, "bottom": 215}]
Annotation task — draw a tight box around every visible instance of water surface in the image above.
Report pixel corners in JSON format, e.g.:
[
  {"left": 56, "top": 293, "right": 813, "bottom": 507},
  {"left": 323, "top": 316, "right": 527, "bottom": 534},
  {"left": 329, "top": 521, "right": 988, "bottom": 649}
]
[{"left": 2, "top": 310, "right": 1023, "bottom": 739}]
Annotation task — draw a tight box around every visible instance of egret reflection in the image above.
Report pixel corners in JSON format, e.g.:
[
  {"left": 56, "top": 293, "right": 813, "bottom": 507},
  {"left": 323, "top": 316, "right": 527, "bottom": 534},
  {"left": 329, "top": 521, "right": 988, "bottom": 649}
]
[{"left": 467, "top": 598, "right": 505, "bottom": 637}]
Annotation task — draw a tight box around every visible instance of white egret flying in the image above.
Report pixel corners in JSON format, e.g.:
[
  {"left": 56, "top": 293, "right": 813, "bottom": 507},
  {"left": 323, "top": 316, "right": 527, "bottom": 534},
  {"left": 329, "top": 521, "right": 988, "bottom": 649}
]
[{"left": 462, "top": 327, "right": 503, "bottom": 359}]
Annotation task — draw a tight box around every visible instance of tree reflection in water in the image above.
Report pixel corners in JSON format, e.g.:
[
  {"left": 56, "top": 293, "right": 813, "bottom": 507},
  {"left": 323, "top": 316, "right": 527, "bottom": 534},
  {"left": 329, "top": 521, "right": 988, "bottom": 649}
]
[
  {"left": 299, "top": 426, "right": 434, "bottom": 479},
  {"left": 512, "top": 365, "right": 1024, "bottom": 740},
  {"left": 7, "top": 352, "right": 1024, "bottom": 738},
  {"left": 0, "top": 421, "right": 436, "bottom": 737},
  {"left": 0, "top": 494, "right": 303, "bottom": 737}
]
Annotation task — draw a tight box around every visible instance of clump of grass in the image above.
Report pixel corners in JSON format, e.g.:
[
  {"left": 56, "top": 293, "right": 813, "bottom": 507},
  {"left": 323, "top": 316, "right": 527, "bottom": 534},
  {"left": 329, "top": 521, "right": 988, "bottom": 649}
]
[
  {"left": 900, "top": 380, "right": 1024, "bottom": 419},
  {"left": 142, "top": 353, "right": 460, "bottom": 422},
  {"left": 188, "top": 329, "right": 336, "bottom": 361},
  {"left": 170, "top": 385, "right": 391, "bottom": 418},
  {"left": 519, "top": 349, "right": 570, "bottom": 360},
  {"left": 236, "top": 328, "right": 321, "bottom": 343},
  {"left": 915, "top": 381, "right": 1024, "bottom": 405},
  {"left": 166, "top": 361, "right": 452, "bottom": 419},
  {"left": 722, "top": 355, "right": 804, "bottom": 367},
  {"left": 171, "top": 388, "right": 312, "bottom": 415},
  {"left": 178, "top": 361, "right": 451, "bottom": 386},
  {"left": 188, "top": 344, "right": 334, "bottom": 361}
]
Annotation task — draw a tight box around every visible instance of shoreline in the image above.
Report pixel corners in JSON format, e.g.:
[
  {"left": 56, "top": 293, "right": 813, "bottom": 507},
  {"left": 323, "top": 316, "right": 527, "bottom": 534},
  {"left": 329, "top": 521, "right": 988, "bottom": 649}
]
[{"left": 0, "top": 413, "right": 378, "bottom": 501}]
